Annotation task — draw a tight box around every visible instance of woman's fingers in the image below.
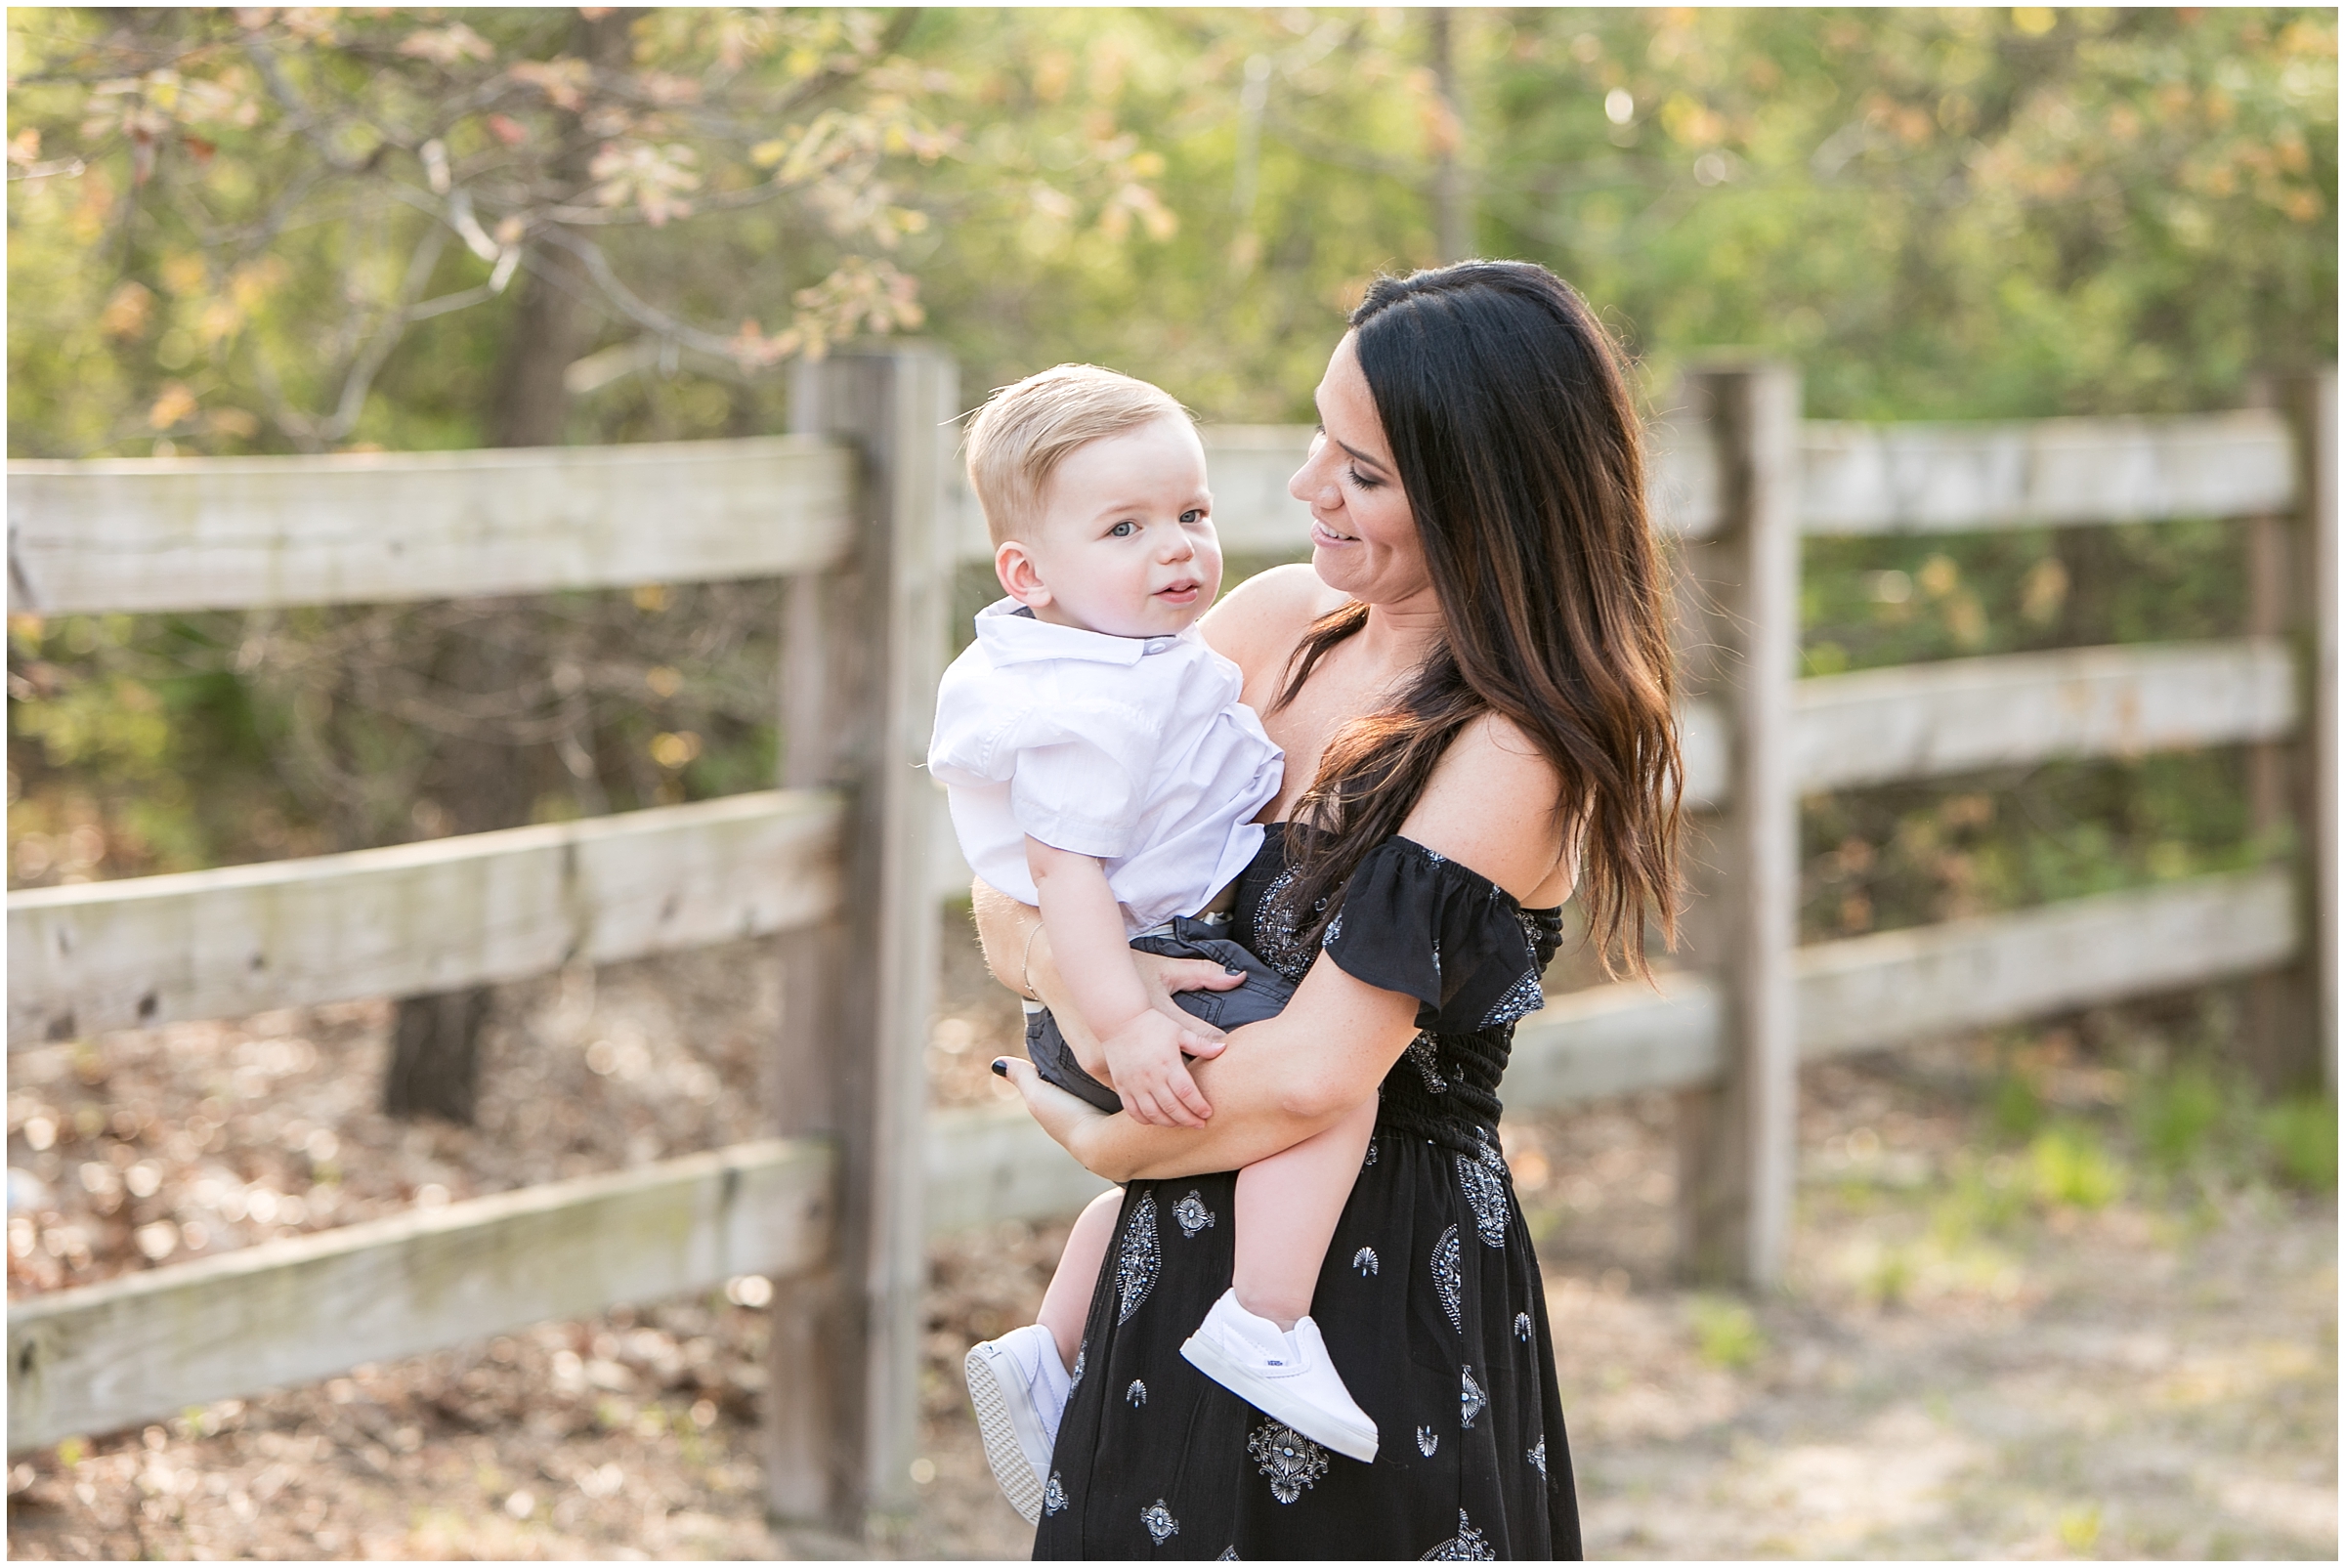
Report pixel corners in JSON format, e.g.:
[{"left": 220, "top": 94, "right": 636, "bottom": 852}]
[
  {"left": 997, "top": 1056, "right": 1102, "bottom": 1138},
  {"left": 1180, "top": 1030, "right": 1226, "bottom": 1059},
  {"left": 1174, "top": 958, "right": 1250, "bottom": 994},
  {"left": 1136, "top": 953, "right": 1247, "bottom": 997}
]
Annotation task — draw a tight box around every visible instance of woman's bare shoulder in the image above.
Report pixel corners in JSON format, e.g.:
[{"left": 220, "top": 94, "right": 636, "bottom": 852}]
[
  {"left": 1398, "top": 712, "right": 1573, "bottom": 902},
  {"left": 1201, "top": 564, "right": 1346, "bottom": 671}
]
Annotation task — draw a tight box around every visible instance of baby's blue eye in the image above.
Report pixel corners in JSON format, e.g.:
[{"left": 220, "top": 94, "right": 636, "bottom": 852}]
[
  {"left": 1180, "top": 509, "right": 1205, "bottom": 526},
  {"left": 1108, "top": 521, "right": 1135, "bottom": 537}
]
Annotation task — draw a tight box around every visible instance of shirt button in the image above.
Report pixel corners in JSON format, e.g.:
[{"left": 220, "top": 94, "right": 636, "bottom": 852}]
[{"left": 1141, "top": 636, "right": 1176, "bottom": 655}]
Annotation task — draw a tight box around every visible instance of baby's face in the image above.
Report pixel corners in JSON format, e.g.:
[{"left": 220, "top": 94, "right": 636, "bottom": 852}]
[{"left": 1002, "top": 415, "right": 1222, "bottom": 639}]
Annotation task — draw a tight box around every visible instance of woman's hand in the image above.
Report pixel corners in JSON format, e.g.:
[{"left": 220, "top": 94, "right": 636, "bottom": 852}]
[{"left": 994, "top": 1054, "right": 1117, "bottom": 1175}]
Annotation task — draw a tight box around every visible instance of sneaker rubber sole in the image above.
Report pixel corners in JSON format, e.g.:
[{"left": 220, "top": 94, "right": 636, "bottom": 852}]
[
  {"left": 1178, "top": 1333, "right": 1379, "bottom": 1462},
  {"left": 963, "top": 1342, "right": 1050, "bottom": 1524}
]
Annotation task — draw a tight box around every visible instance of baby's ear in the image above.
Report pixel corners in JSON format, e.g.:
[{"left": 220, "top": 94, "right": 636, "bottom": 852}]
[{"left": 996, "top": 539, "right": 1052, "bottom": 609}]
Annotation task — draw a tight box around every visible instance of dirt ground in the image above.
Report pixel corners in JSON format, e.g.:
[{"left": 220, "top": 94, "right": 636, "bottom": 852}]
[{"left": 7, "top": 917, "right": 2335, "bottom": 1560}]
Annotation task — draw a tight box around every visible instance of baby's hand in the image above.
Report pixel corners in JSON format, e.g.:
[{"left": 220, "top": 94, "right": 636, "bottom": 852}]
[{"left": 1100, "top": 1009, "right": 1218, "bottom": 1128}]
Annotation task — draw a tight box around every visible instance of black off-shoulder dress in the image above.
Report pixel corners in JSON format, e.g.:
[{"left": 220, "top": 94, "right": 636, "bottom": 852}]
[{"left": 1032, "top": 825, "right": 1582, "bottom": 1561}]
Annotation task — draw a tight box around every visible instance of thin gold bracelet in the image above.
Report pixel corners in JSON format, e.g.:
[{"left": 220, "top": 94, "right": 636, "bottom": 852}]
[{"left": 1016, "top": 919, "right": 1045, "bottom": 1001}]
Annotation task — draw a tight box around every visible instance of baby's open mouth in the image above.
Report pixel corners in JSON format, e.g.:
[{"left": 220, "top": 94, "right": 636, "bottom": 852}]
[{"left": 1156, "top": 580, "right": 1201, "bottom": 599}]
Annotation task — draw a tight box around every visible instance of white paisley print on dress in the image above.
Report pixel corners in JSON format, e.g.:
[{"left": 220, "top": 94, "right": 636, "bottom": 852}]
[
  {"left": 1173, "top": 1190, "right": 1215, "bottom": 1238},
  {"left": 1416, "top": 1425, "right": 1439, "bottom": 1457},
  {"left": 1044, "top": 1471, "right": 1067, "bottom": 1515},
  {"left": 1456, "top": 1150, "right": 1509, "bottom": 1249},
  {"left": 1420, "top": 1507, "right": 1497, "bottom": 1561},
  {"left": 1141, "top": 1499, "right": 1180, "bottom": 1546},
  {"left": 1246, "top": 1419, "right": 1331, "bottom": 1504},
  {"left": 1480, "top": 964, "right": 1547, "bottom": 1029},
  {"left": 1126, "top": 1379, "right": 1147, "bottom": 1407},
  {"left": 1528, "top": 1437, "right": 1548, "bottom": 1476},
  {"left": 1115, "top": 1195, "right": 1161, "bottom": 1323},
  {"left": 1514, "top": 1311, "right": 1533, "bottom": 1342},
  {"left": 1460, "top": 1364, "right": 1486, "bottom": 1429},
  {"left": 1431, "top": 1224, "right": 1464, "bottom": 1332},
  {"left": 1406, "top": 1032, "right": 1449, "bottom": 1094},
  {"left": 1352, "top": 1246, "right": 1379, "bottom": 1277}
]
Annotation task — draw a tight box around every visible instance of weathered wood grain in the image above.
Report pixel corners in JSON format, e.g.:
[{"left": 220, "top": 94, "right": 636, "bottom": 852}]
[
  {"left": 1674, "top": 363, "right": 1804, "bottom": 1289},
  {"left": 8, "top": 790, "right": 842, "bottom": 1045},
  {"left": 1795, "top": 638, "right": 2299, "bottom": 792},
  {"left": 7, "top": 437, "right": 856, "bottom": 614},
  {"left": 6, "top": 1138, "right": 833, "bottom": 1454},
  {"left": 2286, "top": 372, "right": 2339, "bottom": 1088},
  {"left": 772, "top": 347, "right": 951, "bottom": 1528},
  {"left": 1797, "top": 868, "right": 2298, "bottom": 1059},
  {"left": 1801, "top": 408, "right": 2296, "bottom": 533}
]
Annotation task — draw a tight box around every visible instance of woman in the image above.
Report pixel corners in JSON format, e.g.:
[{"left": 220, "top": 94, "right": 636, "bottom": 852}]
[{"left": 979, "top": 260, "right": 1682, "bottom": 1560}]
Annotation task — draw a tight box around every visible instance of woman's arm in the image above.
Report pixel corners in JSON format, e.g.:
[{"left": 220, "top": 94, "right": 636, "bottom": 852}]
[
  {"left": 1002, "top": 949, "right": 1419, "bottom": 1180},
  {"left": 1005, "top": 714, "right": 1573, "bottom": 1181}
]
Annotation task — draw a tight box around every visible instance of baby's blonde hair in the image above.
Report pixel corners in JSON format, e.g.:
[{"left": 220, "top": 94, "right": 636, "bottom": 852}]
[{"left": 963, "top": 364, "right": 1189, "bottom": 547}]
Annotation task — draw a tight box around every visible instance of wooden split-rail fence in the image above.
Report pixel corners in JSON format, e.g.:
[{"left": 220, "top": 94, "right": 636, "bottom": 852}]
[{"left": 7, "top": 348, "right": 2335, "bottom": 1536}]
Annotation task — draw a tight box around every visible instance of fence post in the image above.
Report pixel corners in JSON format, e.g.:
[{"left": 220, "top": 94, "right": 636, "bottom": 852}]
[
  {"left": 1670, "top": 361, "right": 1802, "bottom": 1288},
  {"left": 766, "top": 343, "right": 954, "bottom": 1537},
  {"left": 2281, "top": 369, "right": 2338, "bottom": 1092}
]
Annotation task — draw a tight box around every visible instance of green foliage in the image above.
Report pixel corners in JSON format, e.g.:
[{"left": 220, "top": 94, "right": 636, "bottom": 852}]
[
  {"left": 1686, "top": 1293, "right": 1764, "bottom": 1369},
  {"left": 1991, "top": 1070, "right": 2048, "bottom": 1142},
  {"left": 1932, "top": 1154, "right": 2030, "bottom": 1242},
  {"left": 1475, "top": 9, "right": 2335, "bottom": 419},
  {"left": 8, "top": 7, "right": 949, "bottom": 458},
  {"left": 2258, "top": 1097, "right": 2337, "bottom": 1190},
  {"left": 2027, "top": 1122, "right": 2125, "bottom": 1209},
  {"left": 2131, "top": 1060, "right": 2228, "bottom": 1173}
]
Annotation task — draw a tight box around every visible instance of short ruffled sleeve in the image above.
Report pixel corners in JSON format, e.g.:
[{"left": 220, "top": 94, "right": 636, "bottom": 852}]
[{"left": 1318, "top": 838, "right": 1546, "bottom": 1032}]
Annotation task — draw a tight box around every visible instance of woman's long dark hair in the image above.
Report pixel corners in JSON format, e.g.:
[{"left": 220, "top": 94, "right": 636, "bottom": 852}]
[{"left": 1277, "top": 261, "right": 1682, "bottom": 977}]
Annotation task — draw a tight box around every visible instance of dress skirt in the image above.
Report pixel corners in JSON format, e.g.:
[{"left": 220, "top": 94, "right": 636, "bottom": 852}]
[{"left": 1032, "top": 1134, "right": 1580, "bottom": 1559}]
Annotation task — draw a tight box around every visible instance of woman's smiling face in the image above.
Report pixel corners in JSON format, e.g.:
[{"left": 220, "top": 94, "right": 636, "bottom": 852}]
[{"left": 1288, "top": 331, "right": 1432, "bottom": 610}]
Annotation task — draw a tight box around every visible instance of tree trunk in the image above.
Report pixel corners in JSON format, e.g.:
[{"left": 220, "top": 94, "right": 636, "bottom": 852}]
[
  {"left": 1428, "top": 11, "right": 1472, "bottom": 265},
  {"left": 383, "top": 7, "right": 638, "bottom": 1124}
]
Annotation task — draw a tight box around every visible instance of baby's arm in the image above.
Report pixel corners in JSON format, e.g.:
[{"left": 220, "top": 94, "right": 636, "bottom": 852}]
[{"left": 1026, "top": 837, "right": 1221, "bottom": 1128}]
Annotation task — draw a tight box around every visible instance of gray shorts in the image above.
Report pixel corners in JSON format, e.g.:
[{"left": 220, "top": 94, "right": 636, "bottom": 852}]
[{"left": 1023, "top": 914, "right": 1297, "bottom": 1115}]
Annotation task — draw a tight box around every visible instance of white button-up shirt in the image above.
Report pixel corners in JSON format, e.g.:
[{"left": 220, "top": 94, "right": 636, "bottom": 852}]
[{"left": 927, "top": 599, "right": 1284, "bottom": 934}]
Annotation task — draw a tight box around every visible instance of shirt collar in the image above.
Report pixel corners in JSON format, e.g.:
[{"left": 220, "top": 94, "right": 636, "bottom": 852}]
[{"left": 972, "top": 597, "right": 1188, "bottom": 666}]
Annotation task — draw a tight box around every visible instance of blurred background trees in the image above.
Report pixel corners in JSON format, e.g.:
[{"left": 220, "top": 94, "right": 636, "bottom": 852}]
[{"left": 7, "top": 8, "right": 2337, "bottom": 1109}]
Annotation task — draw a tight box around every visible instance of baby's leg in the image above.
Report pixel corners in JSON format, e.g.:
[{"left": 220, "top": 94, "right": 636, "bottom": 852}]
[
  {"left": 1037, "top": 1186, "right": 1122, "bottom": 1370},
  {"left": 1231, "top": 1094, "right": 1380, "bottom": 1330}
]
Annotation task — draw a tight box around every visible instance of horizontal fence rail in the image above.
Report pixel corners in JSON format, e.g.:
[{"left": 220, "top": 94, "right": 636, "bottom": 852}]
[
  {"left": 1799, "top": 408, "right": 2296, "bottom": 534},
  {"left": 9, "top": 790, "right": 842, "bottom": 1045},
  {"left": 8, "top": 863, "right": 2294, "bottom": 1454},
  {"left": 1793, "top": 637, "right": 2298, "bottom": 792},
  {"left": 7, "top": 1138, "right": 834, "bottom": 1453},
  {"left": 7, "top": 436, "right": 856, "bottom": 614},
  {"left": 12, "top": 407, "right": 2292, "bottom": 618}
]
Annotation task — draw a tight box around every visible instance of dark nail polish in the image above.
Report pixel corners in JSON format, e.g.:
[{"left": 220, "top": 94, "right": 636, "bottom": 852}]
[
  {"left": 1224, "top": 965, "right": 1244, "bottom": 975},
  {"left": 990, "top": 1058, "right": 1009, "bottom": 1078}
]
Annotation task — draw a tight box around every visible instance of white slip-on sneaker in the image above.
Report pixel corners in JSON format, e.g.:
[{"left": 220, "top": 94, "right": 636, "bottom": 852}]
[
  {"left": 963, "top": 1323, "right": 1070, "bottom": 1523},
  {"left": 1179, "top": 1288, "right": 1379, "bottom": 1462}
]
